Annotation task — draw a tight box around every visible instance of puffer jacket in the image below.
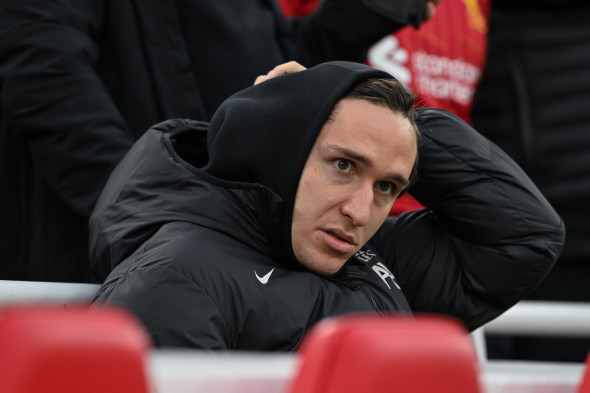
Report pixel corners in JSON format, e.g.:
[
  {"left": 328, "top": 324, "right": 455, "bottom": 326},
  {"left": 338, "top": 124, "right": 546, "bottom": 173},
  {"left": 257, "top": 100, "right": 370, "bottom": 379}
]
[{"left": 92, "top": 62, "right": 564, "bottom": 349}]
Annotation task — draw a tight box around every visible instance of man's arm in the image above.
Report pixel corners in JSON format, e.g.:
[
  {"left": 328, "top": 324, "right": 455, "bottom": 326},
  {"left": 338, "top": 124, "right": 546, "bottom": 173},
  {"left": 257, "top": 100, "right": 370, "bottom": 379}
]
[
  {"left": 0, "top": 0, "right": 133, "bottom": 217},
  {"left": 373, "top": 108, "right": 565, "bottom": 330}
]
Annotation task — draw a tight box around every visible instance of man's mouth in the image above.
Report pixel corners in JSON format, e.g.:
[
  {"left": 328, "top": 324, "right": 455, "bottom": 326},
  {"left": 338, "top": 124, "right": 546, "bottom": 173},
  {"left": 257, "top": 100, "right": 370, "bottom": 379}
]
[
  {"left": 321, "top": 229, "right": 356, "bottom": 253},
  {"left": 326, "top": 230, "right": 354, "bottom": 244}
]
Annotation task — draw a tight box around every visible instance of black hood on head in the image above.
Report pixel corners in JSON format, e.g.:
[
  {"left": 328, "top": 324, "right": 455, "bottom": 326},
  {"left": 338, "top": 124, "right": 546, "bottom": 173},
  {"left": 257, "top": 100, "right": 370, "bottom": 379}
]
[{"left": 203, "top": 61, "right": 393, "bottom": 267}]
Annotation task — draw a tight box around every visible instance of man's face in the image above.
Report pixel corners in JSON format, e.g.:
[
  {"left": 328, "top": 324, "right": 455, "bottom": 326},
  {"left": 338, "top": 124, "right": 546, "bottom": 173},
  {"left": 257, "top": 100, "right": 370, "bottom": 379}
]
[{"left": 291, "top": 98, "right": 417, "bottom": 275}]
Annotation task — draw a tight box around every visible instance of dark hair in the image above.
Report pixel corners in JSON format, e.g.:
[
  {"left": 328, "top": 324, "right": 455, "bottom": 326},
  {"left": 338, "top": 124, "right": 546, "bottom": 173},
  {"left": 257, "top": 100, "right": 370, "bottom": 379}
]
[{"left": 329, "top": 77, "right": 420, "bottom": 190}]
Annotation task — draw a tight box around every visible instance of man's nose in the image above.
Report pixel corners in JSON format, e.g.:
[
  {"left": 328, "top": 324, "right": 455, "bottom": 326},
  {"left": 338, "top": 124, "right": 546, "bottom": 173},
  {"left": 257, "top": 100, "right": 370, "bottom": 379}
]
[{"left": 340, "top": 184, "right": 372, "bottom": 226}]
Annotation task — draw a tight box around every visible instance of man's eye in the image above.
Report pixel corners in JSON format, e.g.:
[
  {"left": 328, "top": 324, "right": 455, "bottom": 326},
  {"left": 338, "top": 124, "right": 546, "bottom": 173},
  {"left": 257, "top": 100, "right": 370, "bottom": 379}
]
[
  {"left": 334, "top": 159, "right": 353, "bottom": 173},
  {"left": 376, "top": 181, "right": 395, "bottom": 194}
]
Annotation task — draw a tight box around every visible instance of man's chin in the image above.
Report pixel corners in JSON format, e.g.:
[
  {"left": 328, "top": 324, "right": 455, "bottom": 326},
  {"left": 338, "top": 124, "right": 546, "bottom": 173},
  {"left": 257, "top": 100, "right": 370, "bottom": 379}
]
[
  {"left": 293, "top": 244, "right": 354, "bottom": 275},
  {"left": 309, "top": 255, "right": 350, "bottom": 276}
]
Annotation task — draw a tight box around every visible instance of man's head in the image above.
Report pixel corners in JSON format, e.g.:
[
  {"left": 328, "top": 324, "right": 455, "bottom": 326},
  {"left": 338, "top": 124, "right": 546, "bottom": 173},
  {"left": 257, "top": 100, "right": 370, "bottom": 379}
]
[
  {"left": 204, "top": 61, "right": 418, "bottom": 271},
  {"left": 291, "top": 78, "right": 419, "bottom": 275}
]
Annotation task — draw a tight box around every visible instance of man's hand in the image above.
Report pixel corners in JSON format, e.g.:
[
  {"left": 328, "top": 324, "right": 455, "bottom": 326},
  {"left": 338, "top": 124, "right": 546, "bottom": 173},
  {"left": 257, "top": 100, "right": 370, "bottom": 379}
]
[{"left": 254, "top": 61, "right": 307, "bottom": 85}]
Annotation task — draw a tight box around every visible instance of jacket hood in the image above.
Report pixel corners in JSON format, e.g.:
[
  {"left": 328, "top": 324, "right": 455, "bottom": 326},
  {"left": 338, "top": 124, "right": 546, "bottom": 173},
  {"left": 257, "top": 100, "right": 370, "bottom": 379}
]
[
  {"left": 90, "top": 119, "right": 283, "bottom": 280},
  {"left": 203, "top": 61, "right": 392, "bottom": 266}
]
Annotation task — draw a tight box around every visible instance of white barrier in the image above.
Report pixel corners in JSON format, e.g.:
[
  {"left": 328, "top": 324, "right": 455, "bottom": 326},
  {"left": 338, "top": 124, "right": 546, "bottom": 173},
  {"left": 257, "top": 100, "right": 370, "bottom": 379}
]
[
  {"left": 149, "top": 351, "right": 296, "bottom": 393},
  {"left": 471, "top": 301, "right": 590, "bottom": 363},
  {"left": 147, "top": 351, "right": 584, "bottom": 393},
  {"left": 0, "top": 280, "right": 99, "bottom": 305},
  {"left": 482, "top": 361, "right": 584, "bottom": 393},
  {"left": 484, "top": 301, "right": 590, "bottom": 337}
]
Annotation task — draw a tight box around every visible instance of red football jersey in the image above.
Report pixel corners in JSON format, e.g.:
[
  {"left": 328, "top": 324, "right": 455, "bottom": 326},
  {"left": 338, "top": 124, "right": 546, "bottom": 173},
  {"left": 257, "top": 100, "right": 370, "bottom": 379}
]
[{"left": 367, "top": 0, "right": 490, "bottom": 124}]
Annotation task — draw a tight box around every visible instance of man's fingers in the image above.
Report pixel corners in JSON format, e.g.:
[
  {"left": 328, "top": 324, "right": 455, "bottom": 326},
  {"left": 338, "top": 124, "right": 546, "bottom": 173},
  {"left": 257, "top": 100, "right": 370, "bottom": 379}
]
[
  {"left": 254, "top": 75, "right": 268, "bottom": 85},
  {"left": 254, "top": 61, "right": 307, "bottom": 85},
  {"left": 268, "top": 61, "right": 307, "bottom": 79}
]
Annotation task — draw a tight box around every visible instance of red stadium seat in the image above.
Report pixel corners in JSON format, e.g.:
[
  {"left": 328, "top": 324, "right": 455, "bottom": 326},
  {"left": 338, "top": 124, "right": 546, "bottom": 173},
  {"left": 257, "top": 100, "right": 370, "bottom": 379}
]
[
  {"left": 0, "top": 305, "right": 151, "bottom": 393},
  {"left": 286, "top": 314, "right": 482, "bottom": 393},
  {"left": 578, "top": 352, "right": 590, "bottom": 393}
]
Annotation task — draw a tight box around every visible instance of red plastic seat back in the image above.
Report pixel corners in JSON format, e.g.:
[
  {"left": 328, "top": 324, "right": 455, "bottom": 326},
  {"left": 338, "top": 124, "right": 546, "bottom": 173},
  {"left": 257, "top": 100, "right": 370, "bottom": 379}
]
[
  {"left": 0, "top": 305, "right": 151, "bottom": 393},
  {"left": 578, "top": 352, "right": 590, "bottom": 393},
  {"left": 286, "top": 314, "right": 481, "bottom": 393}
]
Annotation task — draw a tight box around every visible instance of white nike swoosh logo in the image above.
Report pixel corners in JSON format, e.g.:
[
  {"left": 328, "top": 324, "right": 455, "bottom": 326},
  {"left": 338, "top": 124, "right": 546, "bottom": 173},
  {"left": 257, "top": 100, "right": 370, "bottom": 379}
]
[{"left": 255, "top": 268, "right": 275, "bottom": 284}]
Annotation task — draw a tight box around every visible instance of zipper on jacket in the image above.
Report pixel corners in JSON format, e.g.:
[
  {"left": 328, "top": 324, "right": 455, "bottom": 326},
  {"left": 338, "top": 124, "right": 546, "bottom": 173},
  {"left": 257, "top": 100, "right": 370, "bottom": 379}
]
[
  {"left": 329, "top": 277, "right": 385, "bottom": 315},
  {"left": 358, "top": 286, "right": 385, "bottom": 315}
]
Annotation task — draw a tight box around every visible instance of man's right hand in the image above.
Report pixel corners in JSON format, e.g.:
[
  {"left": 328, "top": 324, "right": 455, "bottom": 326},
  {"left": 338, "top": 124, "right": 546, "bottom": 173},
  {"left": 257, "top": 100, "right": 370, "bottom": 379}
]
[{"left": 254, "top": 61, "right": 307, "bottom": 85}]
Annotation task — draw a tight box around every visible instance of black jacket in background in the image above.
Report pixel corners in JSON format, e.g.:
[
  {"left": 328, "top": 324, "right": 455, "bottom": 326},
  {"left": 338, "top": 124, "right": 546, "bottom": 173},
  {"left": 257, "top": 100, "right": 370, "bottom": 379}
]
[
  {"left": 470, "top": 1, "right": 590, "bottom": 362},
  {"left": 0, "top": 0, "right": 417, "bottom": 282},
  {"left": 92, "top": 62, "right": 564, "bottom": 350},
  {"left": 471, "top": 3, "right": 590, "bottom": 280}
]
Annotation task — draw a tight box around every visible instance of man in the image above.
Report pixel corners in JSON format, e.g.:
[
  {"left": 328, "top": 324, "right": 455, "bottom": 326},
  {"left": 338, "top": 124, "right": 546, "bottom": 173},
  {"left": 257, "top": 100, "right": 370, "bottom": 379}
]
[
  {"left": 91, "top": 61, "right": 564, "bottom": 350},
  {"left": 0, "top": 0, "right": 440, "bottom": 283}
]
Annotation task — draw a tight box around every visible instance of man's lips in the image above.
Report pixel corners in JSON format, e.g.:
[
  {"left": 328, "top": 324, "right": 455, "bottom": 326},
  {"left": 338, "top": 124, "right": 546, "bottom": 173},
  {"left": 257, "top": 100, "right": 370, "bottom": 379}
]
[
  {"left": 325, "top": 228, "right": 356, "bottom": 244},
  {"left": 320, "top": 229, "right": 356, "bottom": 253}
]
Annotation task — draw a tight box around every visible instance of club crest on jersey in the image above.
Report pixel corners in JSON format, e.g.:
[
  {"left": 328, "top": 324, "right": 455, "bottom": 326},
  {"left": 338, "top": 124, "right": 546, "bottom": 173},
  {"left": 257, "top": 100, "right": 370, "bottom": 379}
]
[{"left": 354, "top": 249, "right": 401, "bottom": 290}]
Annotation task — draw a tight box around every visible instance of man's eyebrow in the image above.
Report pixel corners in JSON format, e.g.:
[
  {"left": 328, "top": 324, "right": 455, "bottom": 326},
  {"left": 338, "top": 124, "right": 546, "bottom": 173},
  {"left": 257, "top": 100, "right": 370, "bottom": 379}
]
[
  {"left": 325, "top": 144, "right": 410, "bottom": 186},
  {"left": 326, "top": 144, "right": 372, "bottom": 166}
]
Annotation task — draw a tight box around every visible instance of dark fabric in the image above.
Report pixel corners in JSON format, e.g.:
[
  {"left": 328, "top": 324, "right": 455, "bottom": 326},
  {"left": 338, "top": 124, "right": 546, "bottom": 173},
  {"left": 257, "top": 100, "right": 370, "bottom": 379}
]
[
  {"left": 361, "top": 0, "right": 426, "bottom": 28},
  {"left": 472, "top": 3, "right": 590, "bottom": 267},
  {"left": 471, "top": 3, "right": 590, "bottom": 362},
  {"left": 471, "top": 2, "right": 590, "bottom": 289},
  {"left": 491, "top": 0, "right": 587, "bottom": 10},
  {"left": 91, "top": 62, "right": 563, "bottom": 349},
  {"left": 0, "top": 0, "right": 414, "bottom": 282}
]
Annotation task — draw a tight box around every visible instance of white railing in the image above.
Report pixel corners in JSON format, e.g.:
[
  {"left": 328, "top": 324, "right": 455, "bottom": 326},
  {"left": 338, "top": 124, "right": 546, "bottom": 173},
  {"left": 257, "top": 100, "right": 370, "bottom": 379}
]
[
  {"left": 146, "top": 350, "right": 585, "bottom": 393},
  {"left": 483, "top": 301, "right": 590, "bottom": 337},
  {"left": 481, "top": 361, "right": 584, "bottom": 393},
  {"left": 471, "top": 300, "right": 590, "bottom": 362},
  {"left": 149, "top": 350, "right": 296, "bottom": 393},
  {"left": 0, "top": 280, "right": 99, "bottom": 305},
  {"left": 1, "top": 280, "right": 588, "bottom": 393}
]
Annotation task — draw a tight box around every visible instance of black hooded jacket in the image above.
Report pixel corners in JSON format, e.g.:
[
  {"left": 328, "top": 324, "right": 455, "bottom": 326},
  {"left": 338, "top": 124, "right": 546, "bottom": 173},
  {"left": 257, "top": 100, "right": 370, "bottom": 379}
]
[{"left": 91, "top": 62, "right": 564, "bottom": 350}]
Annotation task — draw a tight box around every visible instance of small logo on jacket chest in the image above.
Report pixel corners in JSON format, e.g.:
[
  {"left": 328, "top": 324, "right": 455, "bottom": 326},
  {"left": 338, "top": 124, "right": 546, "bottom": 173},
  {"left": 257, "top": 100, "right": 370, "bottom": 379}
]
[
  {"left": 254, "top": 268, "right": 274, "bottom": 284},
  {"left": 355, "top": 249, "right": 401, "bottom": 290}
]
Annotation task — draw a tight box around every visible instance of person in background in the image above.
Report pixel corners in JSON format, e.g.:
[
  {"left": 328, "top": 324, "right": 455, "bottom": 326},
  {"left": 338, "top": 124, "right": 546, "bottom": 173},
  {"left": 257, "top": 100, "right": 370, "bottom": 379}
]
[
  {"left": 471, "top": 0, "right": 590, "bottom": 362},
  {"left": 0, "top": 0, "right": 440, "bottom": 283},
  {"left": 91, "top": 61, "right": 563, "bottom": 349}
]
